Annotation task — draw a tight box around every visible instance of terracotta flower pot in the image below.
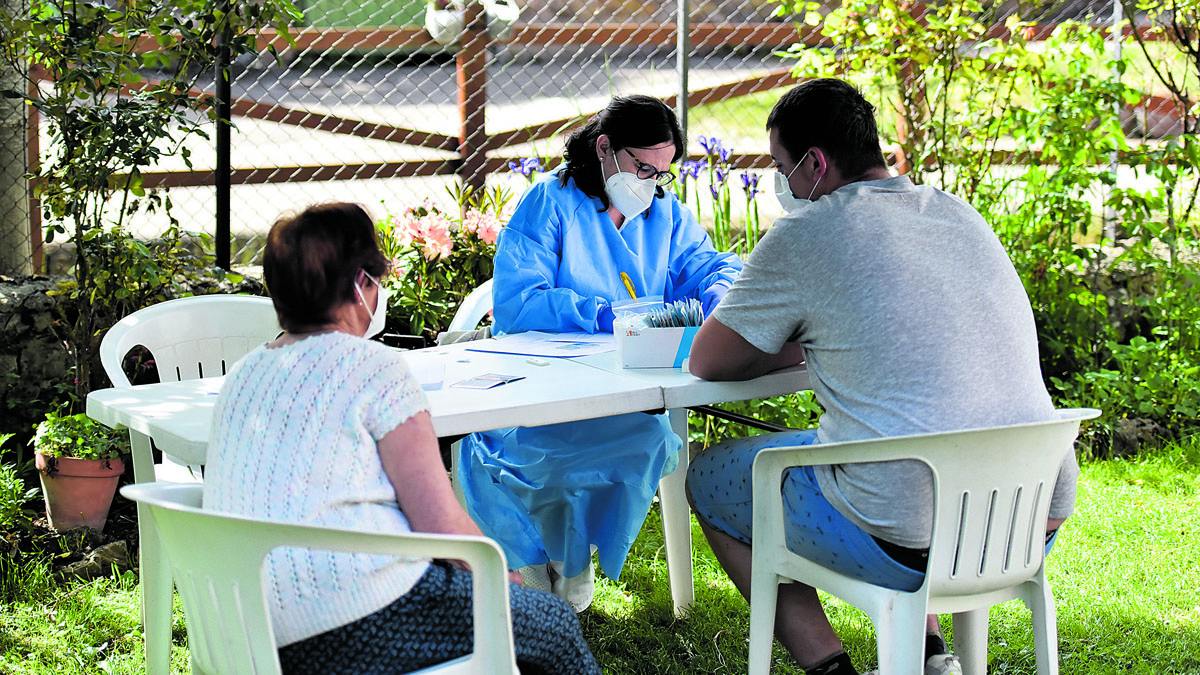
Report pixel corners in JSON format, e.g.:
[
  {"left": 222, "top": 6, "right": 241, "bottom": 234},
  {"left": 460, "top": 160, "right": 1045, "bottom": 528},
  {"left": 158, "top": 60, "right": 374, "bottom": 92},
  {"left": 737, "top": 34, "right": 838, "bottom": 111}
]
[{"left": 36, "top": 453, "right": 126, "bottom": 532}]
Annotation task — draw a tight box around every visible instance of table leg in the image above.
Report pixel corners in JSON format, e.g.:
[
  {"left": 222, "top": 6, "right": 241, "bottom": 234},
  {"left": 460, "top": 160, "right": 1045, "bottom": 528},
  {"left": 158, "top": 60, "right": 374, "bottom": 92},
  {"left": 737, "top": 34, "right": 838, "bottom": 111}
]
[
  {"left": 129, "top": 430, "right": 172, "bottom": 675},
  {"left": 660, "top": 408, "right": 694, "bottom": 616}
]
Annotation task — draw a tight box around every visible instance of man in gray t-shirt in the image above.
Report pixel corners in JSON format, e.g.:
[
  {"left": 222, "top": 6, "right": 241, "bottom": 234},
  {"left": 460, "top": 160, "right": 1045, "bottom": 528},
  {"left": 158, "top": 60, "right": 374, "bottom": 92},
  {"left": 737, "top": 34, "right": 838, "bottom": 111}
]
[{"left": 685, "top": 79, "right": 1076, "bottom": 675}]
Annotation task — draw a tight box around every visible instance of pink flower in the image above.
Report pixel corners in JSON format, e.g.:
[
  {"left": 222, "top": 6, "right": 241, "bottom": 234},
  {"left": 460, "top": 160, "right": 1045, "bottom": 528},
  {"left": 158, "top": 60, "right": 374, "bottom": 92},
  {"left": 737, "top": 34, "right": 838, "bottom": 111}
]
[
  {"left": 413, "top": 211, "right": 454, "bottom": 260},
  {"left": 462, "top": 209, "right": 503, "bottom": 245},
  {"left": 391, "top": 213, "right": 420, "bottom": 247}
]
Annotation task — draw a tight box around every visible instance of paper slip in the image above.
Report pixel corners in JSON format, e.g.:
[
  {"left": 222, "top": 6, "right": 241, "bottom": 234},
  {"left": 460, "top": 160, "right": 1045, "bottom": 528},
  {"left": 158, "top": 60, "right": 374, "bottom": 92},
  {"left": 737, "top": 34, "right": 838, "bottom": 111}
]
[{"left": 464, "top": 331, "right": 615, "bottom": 358}]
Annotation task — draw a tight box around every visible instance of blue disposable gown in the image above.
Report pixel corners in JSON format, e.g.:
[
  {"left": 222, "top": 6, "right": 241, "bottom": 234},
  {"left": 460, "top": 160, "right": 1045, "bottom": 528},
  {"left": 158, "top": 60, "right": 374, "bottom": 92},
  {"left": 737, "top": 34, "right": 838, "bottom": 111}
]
[{"left": 458, "top": 173, "right": 742, "bottom": 579}]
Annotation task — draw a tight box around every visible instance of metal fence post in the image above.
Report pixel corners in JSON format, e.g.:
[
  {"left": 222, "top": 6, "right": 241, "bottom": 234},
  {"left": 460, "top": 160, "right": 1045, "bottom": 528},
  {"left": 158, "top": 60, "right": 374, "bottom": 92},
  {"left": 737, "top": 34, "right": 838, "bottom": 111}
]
[
  {"left": 215, "top": 1, "right": 233, "bottom": 270},
  {"left": 458, "top": 1, "right": 489, "bottom": 196},
  {"left": 676, "top": 0, "right": 690, "bottom": 140}
]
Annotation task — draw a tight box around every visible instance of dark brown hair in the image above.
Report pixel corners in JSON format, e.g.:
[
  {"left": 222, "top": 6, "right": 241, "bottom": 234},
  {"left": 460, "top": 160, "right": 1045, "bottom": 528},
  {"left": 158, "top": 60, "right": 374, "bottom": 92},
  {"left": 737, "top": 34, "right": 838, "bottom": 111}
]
[
  {"left": 263, "top": 202, "right": 389, "bottom": 332},
  {"left": 561, "top": 94, "right": 685, "bottom": 209}
]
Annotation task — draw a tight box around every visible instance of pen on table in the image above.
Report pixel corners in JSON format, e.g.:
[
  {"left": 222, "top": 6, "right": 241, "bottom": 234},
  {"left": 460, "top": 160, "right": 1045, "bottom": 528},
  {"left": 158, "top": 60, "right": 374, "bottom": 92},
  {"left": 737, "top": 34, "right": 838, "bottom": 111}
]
[{"left": 620, "top": 272, "right": 638, "bottom": 299}]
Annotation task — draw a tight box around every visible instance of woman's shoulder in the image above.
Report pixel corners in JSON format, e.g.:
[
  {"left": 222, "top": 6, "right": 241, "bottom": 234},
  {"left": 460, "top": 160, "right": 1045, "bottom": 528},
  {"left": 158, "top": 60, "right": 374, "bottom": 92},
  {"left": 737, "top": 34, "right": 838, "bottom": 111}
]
[
  {"left": 260, "top": 332, "right": 406, "bottom": 372},
  {"left": 522, "top": 171, "right": 592, "bottom": 208},
  {"left": 509, "top": 171, "right": 602, "bottom": 232}
]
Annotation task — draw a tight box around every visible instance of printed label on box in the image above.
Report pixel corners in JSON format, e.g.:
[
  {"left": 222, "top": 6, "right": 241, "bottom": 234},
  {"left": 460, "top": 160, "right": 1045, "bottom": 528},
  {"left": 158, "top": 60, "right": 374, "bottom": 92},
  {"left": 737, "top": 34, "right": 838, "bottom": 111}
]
[{"left": 616, "top": 325, "right": 699, "bottom": 369}]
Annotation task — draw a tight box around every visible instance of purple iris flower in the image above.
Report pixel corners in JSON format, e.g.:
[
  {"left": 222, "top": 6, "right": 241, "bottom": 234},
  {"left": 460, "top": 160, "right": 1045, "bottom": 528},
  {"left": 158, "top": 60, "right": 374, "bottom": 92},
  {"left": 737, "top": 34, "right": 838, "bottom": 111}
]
[
  {"left": 715, "top": 167, "right": 728, "bottom": 185},
  {"left": 740, "top": 172, "right": 760, "bottom": 199},
  {"left": 681, "top": 160, "right": 705, "bottom": 179},
  {"left": 709, "top": 184, "right": 721, "bottom": 199},
  {"left": 508, "top": 157, "right": 544, "bottom": 177},
  {"left": 699, "top": 135, "right": 728, "bottom": 162}
]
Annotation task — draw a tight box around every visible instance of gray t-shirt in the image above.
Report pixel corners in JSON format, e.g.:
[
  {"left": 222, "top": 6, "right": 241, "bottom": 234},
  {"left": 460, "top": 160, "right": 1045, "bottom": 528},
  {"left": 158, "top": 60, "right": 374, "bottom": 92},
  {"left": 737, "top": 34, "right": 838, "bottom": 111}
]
[{"left": 713, "top": 176, "right": 1075, "bottom": 548}]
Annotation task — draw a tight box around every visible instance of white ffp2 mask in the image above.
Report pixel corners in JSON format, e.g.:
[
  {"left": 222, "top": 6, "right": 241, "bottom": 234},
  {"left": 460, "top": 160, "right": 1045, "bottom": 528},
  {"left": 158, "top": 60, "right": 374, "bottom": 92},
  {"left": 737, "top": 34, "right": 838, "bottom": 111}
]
[
  {"left": 605, "top": 149, "right": 657, "bottom": 219},
  {"left": 355, "top": 272, "right": 390, "bottom": 339},
  {"left": 774, "top": 150, "right": 821, "bottom": 212}
]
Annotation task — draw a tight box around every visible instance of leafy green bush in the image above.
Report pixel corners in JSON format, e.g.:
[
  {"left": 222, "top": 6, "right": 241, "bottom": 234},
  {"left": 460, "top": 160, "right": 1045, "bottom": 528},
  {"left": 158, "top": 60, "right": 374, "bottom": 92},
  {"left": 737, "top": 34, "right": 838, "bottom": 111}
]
[
  {"left": 0, "top": 462, "right": 38, "bottom": 532},
  {"left": 0, "top": 435, "right": 39, "bottom": 532},
  {"left": 0, "top": 0, "right": 298, "bottom": 408},
  {"left": 689, "top": 391, "right": 824, "bottom": 447},
  {"left": 31, "top": 413, "right": 128, "bottom": 462},
  {"left": 773, "top": 0, "right": 1200, "bottom": 438}
]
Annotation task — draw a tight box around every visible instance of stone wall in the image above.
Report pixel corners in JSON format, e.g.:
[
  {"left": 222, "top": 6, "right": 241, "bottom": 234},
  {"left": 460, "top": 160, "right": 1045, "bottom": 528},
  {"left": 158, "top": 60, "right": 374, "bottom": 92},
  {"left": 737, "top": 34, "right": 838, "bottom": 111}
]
[
  {"left": 0, "top": 271, "right": 267, "bottom": 449},
  {"left": 0, "top": 276, "right": 68, "bottom": 444}
]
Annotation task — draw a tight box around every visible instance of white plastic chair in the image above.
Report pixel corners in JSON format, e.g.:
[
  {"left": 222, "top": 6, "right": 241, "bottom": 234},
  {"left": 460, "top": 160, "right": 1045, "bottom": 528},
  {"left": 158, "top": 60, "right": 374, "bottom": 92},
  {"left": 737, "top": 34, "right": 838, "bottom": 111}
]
[
  {"left": 100, "top": 294, "right": 281, "bottom": 483},
  {"left": 447, "top": 278, "right": 494, "bottom": 332},
  {"left": 99, "top": 294, "right": 280, "bottom": 675},
  {"left": 445, "top": 280, "right": 696, "bottom": 615},
  {"left": 121, "top": 482, "right": 520, "bottom": 675},
  {"left": 747, "top": 408, "right": 1100, "bottom": 675}
]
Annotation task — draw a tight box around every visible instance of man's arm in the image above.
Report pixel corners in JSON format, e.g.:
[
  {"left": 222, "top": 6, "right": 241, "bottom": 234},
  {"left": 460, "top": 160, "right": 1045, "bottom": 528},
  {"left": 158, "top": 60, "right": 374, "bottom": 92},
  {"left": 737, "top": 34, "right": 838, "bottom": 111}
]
[{"left": 688, "top": 317, "right": 804, "bottom": 381}]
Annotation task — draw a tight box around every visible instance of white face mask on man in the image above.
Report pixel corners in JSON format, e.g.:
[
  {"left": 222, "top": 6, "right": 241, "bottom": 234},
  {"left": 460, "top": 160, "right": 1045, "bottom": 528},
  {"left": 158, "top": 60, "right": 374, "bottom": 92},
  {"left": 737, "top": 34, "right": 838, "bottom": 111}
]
[
  {"left": 354, "top": 271, "right": 390, "bottom": 339},
  {"left": 604, "top": 148, "right": 657, "bottom": 220},
  {"left": 774, "top": 150, "right": 822, "bottom": 212}
]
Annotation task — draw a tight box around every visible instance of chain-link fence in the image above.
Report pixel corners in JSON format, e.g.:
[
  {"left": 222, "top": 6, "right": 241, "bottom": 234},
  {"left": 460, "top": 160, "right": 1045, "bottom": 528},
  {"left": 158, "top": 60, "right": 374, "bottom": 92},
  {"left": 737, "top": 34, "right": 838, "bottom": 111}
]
[
  {"left": 142, "top": 0, "right": 806, "bottom": 266},
  {"left": 0, "top": 0, "right": 1186, "bottom": 274}
]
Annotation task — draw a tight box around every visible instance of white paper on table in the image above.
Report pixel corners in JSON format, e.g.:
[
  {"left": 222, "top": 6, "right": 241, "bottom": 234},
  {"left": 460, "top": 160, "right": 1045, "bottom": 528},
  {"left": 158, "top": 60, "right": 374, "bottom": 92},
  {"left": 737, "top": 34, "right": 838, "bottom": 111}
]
[{"left": 463, "top": 331, "right": 616, "bottom": 357}]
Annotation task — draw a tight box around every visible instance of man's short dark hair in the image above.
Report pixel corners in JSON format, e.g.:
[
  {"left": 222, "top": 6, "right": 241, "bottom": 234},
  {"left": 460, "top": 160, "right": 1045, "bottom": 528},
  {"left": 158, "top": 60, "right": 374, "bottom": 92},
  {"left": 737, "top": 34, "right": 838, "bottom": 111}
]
[
  {"left": 766, "top": 78, "right": 887, "bottom": 179},
  {"left": 264, "top": 202, "right": 389, "bottom": 332}
]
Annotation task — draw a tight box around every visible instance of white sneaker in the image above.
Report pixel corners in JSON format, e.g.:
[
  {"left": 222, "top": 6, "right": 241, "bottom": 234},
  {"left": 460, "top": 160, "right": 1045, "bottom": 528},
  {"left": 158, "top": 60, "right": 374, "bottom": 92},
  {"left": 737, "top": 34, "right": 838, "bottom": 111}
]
[
  {"left": 862, "top": 653, "right": 962, "bottom": 675},
  {"left": 516, "top": 563, "right": 553, "bottom": 594},
  {"left": 548, "top": 560, "right": 594, "bottom": 613},
  {"left": 923, "top": 653, "right": 962, "bottom": 675}
]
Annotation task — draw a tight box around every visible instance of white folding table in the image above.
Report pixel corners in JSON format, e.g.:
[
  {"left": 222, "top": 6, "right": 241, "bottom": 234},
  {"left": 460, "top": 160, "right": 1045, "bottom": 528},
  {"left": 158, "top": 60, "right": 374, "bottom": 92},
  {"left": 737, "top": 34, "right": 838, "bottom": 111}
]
[{"left": 87, "top": 338, "right": 809, "bottom": 675}]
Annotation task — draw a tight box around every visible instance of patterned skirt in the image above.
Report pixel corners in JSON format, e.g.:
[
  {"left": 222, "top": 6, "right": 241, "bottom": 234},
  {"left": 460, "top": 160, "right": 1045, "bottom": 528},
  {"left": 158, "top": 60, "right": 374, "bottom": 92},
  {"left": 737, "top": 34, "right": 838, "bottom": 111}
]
[{"left": 278, "top": 560, "right": 601, "bottom": 675}]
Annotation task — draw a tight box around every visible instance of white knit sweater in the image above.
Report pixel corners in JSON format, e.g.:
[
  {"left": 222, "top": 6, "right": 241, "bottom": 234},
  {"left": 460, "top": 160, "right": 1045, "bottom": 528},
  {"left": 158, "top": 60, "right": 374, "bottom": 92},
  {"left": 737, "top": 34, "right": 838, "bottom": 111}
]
[{"left": 204, "top": 332, "right": 430, "bottom": 646}]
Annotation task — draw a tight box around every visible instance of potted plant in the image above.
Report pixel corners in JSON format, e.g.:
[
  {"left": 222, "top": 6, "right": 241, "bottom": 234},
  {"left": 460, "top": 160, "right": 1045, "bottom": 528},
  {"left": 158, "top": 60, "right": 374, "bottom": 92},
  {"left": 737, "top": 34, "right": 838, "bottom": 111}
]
[{"left": 32, "top": 411, "right": 129, "bottom": 532}]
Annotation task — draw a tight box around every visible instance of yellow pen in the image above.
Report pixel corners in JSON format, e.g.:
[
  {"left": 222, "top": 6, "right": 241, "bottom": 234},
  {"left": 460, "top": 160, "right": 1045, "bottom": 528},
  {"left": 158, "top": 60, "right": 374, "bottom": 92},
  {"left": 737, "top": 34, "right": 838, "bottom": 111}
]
[{"left": 620, "top": 272, "right": 638, "bottom": 299}]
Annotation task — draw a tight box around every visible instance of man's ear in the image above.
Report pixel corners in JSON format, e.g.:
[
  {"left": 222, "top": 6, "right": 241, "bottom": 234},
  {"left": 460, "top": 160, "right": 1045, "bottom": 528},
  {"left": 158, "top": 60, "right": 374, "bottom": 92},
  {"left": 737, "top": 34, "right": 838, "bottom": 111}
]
[{"left": 808, "top": 147, "right": 828, "bottom": 181}]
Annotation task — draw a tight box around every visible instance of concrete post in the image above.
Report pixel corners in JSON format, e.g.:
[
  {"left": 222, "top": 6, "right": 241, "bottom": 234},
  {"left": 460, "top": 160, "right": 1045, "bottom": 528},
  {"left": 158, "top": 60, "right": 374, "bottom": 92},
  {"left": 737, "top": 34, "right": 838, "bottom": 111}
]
[{"left": 0, "top": 0, "right": 32, "bottom": 276}]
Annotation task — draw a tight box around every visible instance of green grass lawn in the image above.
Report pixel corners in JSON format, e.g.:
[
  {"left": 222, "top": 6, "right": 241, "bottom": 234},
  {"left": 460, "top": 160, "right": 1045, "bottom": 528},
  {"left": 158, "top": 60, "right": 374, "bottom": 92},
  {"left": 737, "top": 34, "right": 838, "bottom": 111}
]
[{"left": 2, "top": 440, "right": 1197, "bottom": 674}]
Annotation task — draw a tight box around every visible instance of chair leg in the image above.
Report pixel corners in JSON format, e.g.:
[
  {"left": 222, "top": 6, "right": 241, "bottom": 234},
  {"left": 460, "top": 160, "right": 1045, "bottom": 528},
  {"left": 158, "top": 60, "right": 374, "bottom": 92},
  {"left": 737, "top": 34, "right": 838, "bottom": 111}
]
[
  {"left": 876, "top": 595, "right": 927, "bottom": 675},
  {"left": 660, "top": 408, "right": 694, "bottom": 616},
  {"left": 1024, "top": 574, "right": 1060, "bottom": 675},
  {"left": 747, "top": 571, "right": 781, "bottom": 675},
  {"left": 130, "top": 430, "right": 173, "bottom": 675},
  {"left": 952, "top": 609, "right": 990, "bottom": 675}
]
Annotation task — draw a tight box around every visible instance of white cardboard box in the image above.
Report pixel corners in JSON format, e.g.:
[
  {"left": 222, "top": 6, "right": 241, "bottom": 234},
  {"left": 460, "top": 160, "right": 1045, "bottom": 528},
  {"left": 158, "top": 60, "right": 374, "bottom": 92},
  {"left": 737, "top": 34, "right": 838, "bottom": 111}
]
[{"left": 615, "top": 324, "right": 699, "bottom": 369}]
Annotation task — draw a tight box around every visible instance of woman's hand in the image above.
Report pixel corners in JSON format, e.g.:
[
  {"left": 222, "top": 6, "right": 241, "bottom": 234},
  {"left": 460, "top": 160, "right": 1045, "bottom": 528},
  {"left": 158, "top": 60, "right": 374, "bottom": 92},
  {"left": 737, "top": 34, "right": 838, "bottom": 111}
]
[{"left": 441, "top": 559, "right": 524, "bottom": 585}]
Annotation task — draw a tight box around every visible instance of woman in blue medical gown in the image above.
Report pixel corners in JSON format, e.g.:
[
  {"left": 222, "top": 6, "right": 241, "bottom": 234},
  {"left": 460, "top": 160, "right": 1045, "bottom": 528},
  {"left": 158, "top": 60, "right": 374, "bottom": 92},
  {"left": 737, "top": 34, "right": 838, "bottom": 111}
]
[{"left": 458, "top": 95, "right": 741, "bottom": 611}]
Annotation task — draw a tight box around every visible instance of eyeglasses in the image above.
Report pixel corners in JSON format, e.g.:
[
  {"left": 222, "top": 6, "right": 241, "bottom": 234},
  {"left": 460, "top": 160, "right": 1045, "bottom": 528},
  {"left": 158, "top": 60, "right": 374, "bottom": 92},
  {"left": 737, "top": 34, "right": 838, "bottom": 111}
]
[{"left": 624, "top": 148, "right": 676, "bottom": 187}]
